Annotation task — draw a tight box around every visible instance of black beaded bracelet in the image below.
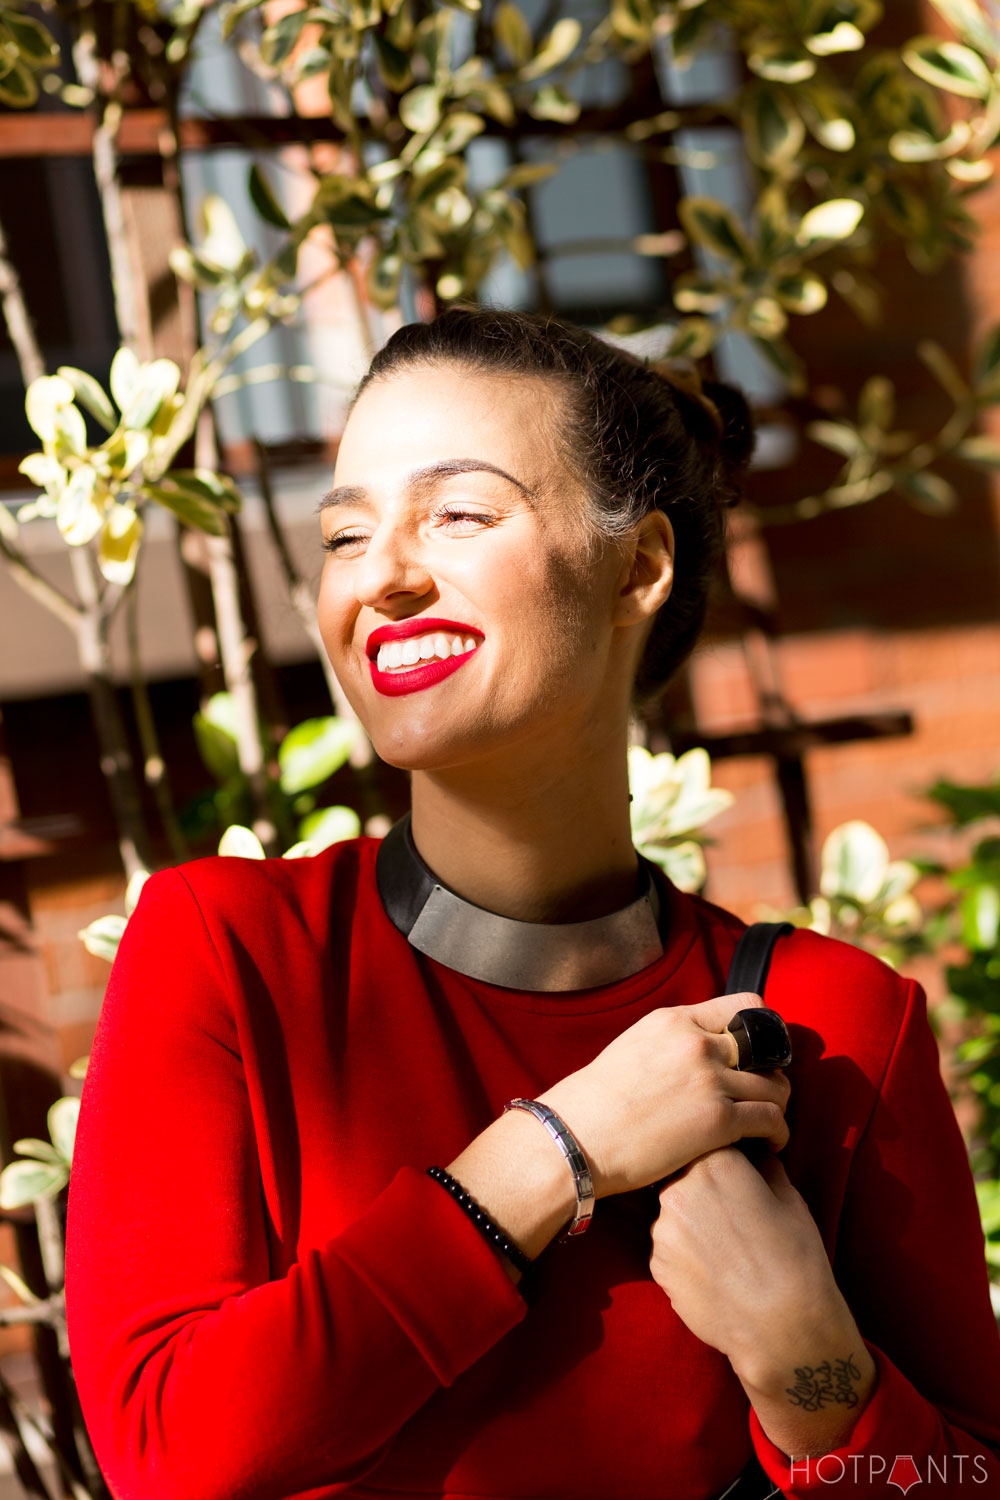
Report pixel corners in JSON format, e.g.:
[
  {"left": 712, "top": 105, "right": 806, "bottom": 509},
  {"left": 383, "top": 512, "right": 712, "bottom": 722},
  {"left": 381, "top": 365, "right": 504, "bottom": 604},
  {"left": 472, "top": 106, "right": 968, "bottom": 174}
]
[{"left": 425, "top": 1166, "right": 534, "bottom": 1278}]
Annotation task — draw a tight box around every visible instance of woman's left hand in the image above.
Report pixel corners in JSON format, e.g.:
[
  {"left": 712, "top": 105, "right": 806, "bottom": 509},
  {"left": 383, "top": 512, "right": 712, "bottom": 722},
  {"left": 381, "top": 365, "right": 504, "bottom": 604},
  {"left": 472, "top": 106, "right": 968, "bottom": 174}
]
[{"left": 650, "top": 1147, "right": 878, "bottom": 1459}]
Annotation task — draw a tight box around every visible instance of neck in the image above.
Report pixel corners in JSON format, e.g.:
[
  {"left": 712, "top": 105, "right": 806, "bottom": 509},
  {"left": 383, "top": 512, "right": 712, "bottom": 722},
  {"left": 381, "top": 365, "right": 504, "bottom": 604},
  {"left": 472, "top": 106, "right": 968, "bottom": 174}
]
[{"left": 408, "top": 719, "right": 639, "bottom": 923}]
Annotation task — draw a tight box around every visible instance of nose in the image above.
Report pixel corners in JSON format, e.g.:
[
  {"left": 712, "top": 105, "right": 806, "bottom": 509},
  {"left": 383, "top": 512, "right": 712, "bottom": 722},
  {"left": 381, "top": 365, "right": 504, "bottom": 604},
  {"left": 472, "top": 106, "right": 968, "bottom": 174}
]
[{"left": 353, "top": 517, "right": 435, "bottom": 611}]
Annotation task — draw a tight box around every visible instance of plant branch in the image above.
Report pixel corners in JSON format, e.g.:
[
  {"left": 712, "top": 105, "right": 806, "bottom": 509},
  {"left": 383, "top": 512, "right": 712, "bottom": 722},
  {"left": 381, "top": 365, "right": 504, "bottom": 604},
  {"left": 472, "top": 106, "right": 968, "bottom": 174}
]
[
  {"left": 0, "top": 532, "right": 81, "bottom": 631},
  {"left": 0, "top": 211, "right": 43, "bottom": 385}
]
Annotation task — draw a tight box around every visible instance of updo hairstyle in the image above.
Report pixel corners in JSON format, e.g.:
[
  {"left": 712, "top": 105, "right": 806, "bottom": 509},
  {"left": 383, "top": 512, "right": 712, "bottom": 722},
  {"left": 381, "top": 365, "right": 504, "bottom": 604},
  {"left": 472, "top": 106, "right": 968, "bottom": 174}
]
[{"left": 357, "top": 307, "right": 754, "bottom": 703}]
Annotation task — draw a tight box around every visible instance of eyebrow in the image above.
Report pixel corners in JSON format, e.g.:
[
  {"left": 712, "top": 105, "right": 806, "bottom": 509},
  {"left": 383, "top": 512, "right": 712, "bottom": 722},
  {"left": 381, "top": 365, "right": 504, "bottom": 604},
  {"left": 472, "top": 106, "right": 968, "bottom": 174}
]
[{"left": 317, "top": 458, "right": 537, "bottom": 513}]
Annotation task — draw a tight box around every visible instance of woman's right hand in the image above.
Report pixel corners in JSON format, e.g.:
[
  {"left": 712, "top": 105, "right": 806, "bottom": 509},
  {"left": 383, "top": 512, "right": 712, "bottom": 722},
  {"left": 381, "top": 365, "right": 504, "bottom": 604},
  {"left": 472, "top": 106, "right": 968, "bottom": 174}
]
[{"left": 537, "top": 993, "right": 791, "bottom": 1199}]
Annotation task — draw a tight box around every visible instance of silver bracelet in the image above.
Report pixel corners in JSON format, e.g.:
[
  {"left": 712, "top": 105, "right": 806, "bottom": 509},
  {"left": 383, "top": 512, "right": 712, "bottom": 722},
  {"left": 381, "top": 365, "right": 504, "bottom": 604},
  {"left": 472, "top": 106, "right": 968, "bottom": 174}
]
[{"left": 502, "top": 1097, "right": 595, "bottom": 1241}]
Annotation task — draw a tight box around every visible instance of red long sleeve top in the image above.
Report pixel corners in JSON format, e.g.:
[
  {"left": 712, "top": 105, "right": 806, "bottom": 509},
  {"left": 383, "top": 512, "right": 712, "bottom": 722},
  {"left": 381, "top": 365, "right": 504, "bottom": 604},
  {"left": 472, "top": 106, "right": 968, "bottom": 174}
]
[{"left": 64, "top": 835, "right": 1000, "bottom": 1500}]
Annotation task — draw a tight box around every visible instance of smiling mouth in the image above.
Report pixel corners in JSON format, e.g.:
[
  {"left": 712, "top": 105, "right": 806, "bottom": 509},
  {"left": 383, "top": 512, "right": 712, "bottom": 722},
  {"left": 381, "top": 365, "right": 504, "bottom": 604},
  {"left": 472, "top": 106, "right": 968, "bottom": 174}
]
[{"left": 376, "top": 630, "right": 480, "bottom": 673}]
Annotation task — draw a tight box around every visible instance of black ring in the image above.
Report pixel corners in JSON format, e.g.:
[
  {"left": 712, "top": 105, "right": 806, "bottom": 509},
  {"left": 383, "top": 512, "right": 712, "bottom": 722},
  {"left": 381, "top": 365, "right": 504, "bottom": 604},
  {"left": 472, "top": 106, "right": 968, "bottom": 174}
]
[{"left": 726, "top": 1007, "right": 793, "bottom": 1071}]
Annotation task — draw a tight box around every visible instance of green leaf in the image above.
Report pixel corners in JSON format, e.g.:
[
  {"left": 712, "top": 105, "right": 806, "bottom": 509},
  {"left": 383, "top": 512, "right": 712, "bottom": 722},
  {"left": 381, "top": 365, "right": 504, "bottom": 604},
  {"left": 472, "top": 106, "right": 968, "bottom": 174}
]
[
  {"left": 78, "top": 913, "right": 127, "bottom": 963},
  {"left": 125, "top": 869, "right": 150, "bottom": 917},
  {"left": 748, "top": 39, "right": 815, "bottom": 84},
  {"left": 4, "top": 13, "right": 58, "bottom": 64},
  {"left": 169, "top": 246, "right": 229, "bottom": 290},
  {"left": 797, "top": 199, "right": 864, "bottom": 245},
  {"left": 110, "top": 347, "right": 141, "bottom": 414},
  {"left": 278, "top": 717, "right": 359, "bottom": 795},
  {"left": 738, "top": 296, "right": 787, "bottom": 339},
  {"left": 259, "top": 8, "right": 312, "bottom": 67},
  {"left": 806, "top": 21, "right": 865, "bottom": 55},
  {"left": 610, "top": 0, "right": 653, "bottom": 44},
  {"left": 13, "top": 1138, "right": 62, "bottom": 1165},
  {"left": 962, "top": 884, "right": 1000, "bottom": 951},
  {"left": 773, "top": 273, "right": 827, "bottom": 314},
  {"left": 904, "top": 36, "right": 993, "bottom": 99},
  {"left": 929, "top": 780, "right": 1000, "bottom": 828},
  {"left": 194, "top": 706, "right": 241, "bottom": 783},
  {"left": 493, "top": 1, "right": 532, "bottom": 67},
  {"left": 807, "top": 420, "right": 864, "bottom": 458},
  {"left": 0, "top": 1160, "right": 67, "bottom": 1209},
  {"left": 366, "top": 252, "right": 402, "bottom": 311},
  {"left": 499, "top": 161, "right": 557, "bottom": 190},
  {"left": 639, "top": 839, "right": 705, "bottom": 893},
  {"left": 521, "top": 17, "right": 580, "bottom": 79},
  {"left": 399, "top": 83, "right": 442, "bottom": 132},
  {"left": 57, "top": 465, "right": 106, "bottom": 546},
  {"left": 917, "top": 339, "right": 968, "bottom": 404},
  {"left": 373, "top": 31, "right": 412, "bottom": 90},
  {"left": 527, "top": 84, "right": 579, "bottom": 123},
  {"left": 679, "top": 197, "right": 751, "bottom": 264},
  {"left": 163, "top": 469, "right": 242, "bottom": 513},
  {"left": 97, "top": 503, "right": 143, "bottom": 585},
  {"left": 145, "top": 480, "right": 229, "bottom": 535},
  {"left": 322, "top": 191, "right": 391, "bottom": 228},
  {"left": 221, "top": 0, "right": 264, "bottom": 38},
  {"left": 668, "top": 317, "right": 716, "bottom": 359},
  {"left": 800, "top": 87, "right": 855, "bottom": 151},
  {"left": 48, "top": 1096, "right": 79, "bottom": 1162},
  {"left": 744, "top": 86, "right": 805, "bottom": 167},
  {"left": 432, "top": 111, "right": 486, "bottom": 154},
  {"left": 673, "top": 274, "right": 727, "bottom": 314},
  {"left": 56, "top": 366, "right": 117, "bottom": 432},
  {"left": 298, "top": 805, "right": 362, "bottom": 850},
  {"left": 218, "top": 825, "right": 266, "bottom": 859},
  {"left": 820, "top": 820, "right": 889, "bottom": 903},
  {"left": 121, "top": 358, "right": 181, "bottom": 432},
  {"left": 200, "top": 196, "right": 250, "bottom": 275},
  {"left": 248, "top": 165, "right": 291, "bottom": 229},
  {"left": 25, "top": 374, "right": 75, "bottom": 445},
  {"left": 956, "top": 435, "right": 1000, "bottom": 468},
  {"left": 858, "top": 375, "right": 895, "bottom": 431},
  {"left": 895, "top": 469, "right": 958, "bottom": 515},
  {"left": 0, "top": 60, "right": 37, "bottom": 107}
]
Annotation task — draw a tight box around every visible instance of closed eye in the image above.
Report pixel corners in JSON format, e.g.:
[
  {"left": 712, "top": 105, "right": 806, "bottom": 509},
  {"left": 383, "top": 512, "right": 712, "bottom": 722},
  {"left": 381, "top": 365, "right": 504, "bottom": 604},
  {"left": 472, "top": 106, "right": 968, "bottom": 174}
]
[{"left": 322, "top": 505, "right": 499, "bottom": 554}]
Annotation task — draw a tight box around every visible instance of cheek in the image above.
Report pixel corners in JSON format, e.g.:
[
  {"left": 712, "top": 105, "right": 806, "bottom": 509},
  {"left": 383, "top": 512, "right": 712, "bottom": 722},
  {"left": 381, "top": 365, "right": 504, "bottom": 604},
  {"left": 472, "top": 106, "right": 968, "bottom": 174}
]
[{"left": 316, "top": 562, "right": 348, "bottom": 648}]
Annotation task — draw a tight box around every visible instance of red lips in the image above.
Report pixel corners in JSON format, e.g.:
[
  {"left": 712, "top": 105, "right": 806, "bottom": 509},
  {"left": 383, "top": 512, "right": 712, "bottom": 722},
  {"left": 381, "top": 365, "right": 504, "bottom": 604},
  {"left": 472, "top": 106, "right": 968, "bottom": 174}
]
[
  {"left": 366, "top": 617, "right": 485, "bottom": 697},
  {"left": 366, "top": 617, "right": 482, "bottom": 661}
]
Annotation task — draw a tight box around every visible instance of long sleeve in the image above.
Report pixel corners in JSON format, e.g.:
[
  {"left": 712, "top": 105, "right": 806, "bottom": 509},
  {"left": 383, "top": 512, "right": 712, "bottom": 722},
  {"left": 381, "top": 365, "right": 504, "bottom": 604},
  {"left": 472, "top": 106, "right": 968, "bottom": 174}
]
[
  {"left": 64, "top": 868, "right": 527, "bottom": 1500},
  {"left": 749, "top": 977, "right": 1000, "bottom": 1496}
]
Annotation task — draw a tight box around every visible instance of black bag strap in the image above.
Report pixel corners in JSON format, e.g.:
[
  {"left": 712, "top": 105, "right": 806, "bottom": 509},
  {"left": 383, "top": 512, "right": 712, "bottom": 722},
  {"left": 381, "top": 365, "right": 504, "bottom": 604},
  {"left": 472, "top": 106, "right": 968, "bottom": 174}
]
[{"left": 724, "top": 921, "right": 793, "bottom": 998}]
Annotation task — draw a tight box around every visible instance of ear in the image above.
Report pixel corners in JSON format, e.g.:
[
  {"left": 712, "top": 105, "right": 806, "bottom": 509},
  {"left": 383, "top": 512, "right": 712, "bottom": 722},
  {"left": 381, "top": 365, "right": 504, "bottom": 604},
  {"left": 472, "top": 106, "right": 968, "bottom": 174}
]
[{"left": 612, "top": 509, "right": 675, "bottom": 627}]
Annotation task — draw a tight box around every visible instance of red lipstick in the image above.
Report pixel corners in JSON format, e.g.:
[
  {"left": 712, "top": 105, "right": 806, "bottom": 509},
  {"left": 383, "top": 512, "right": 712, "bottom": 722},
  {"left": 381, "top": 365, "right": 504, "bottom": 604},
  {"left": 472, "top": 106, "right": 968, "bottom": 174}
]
[{"left": 366, "top": 617, "right": 484, "bottom": 698}]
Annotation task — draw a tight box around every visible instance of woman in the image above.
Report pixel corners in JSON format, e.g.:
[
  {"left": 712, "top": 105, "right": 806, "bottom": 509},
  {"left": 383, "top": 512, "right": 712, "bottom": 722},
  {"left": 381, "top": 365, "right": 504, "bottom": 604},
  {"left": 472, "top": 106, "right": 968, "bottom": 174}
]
[{"left": 65, "top": 308, "right": 1000, "bottom": 1500}]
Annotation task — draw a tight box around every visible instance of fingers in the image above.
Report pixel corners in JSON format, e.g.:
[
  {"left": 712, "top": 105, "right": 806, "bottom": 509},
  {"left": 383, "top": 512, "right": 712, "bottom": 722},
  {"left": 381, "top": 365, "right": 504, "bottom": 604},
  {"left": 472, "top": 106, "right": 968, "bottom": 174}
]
[
  {"left": 688, "top": 991, "right": 766, "bottom": 1033},
  {"left": 725, "top": 1065, "right": 791, "bottom": 1108},
  {"left": 731, "top": 1099, "right": 790, "bottom": 1152}
]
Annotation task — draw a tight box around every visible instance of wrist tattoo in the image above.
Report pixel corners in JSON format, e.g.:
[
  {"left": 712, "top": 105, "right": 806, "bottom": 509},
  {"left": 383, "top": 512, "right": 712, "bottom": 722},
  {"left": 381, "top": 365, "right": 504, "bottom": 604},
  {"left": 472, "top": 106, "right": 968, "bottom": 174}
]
[{"left": 785, "top": 1353, "right": 862, "bottom": 1412}]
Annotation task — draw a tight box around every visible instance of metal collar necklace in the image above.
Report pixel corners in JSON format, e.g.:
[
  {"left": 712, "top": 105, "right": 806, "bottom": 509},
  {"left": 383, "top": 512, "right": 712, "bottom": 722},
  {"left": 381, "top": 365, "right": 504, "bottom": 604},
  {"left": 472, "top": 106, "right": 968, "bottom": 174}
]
[{"left": 375, "top": 811, "right": 667, "bottom": 992}]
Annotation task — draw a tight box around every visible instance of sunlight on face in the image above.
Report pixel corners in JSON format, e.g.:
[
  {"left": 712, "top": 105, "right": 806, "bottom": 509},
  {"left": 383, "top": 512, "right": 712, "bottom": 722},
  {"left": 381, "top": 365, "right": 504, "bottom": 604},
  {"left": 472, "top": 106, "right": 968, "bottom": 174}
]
[{"left": 316, "top": 363, "right": 632, "bottom": 773}]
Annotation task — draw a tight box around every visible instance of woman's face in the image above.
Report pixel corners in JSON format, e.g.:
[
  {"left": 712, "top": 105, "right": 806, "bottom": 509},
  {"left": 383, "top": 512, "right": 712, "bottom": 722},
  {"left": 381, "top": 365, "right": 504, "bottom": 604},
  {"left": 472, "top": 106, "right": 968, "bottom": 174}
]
[{"left": 316, "top": 362, "right": 644, "bottom": 772}]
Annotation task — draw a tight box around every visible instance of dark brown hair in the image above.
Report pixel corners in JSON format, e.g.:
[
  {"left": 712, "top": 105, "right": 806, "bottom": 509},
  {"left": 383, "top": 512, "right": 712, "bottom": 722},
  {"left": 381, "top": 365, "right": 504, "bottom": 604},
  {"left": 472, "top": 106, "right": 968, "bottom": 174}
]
[{"left": 357, "top": 306, "right": 754, "bottom": 702}]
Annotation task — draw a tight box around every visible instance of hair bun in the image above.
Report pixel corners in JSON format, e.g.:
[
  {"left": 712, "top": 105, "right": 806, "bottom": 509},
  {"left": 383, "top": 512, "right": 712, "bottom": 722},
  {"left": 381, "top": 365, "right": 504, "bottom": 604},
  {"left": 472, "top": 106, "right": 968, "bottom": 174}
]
[{"left": 701, "top": 379, "right": 755, "bottom": 479}]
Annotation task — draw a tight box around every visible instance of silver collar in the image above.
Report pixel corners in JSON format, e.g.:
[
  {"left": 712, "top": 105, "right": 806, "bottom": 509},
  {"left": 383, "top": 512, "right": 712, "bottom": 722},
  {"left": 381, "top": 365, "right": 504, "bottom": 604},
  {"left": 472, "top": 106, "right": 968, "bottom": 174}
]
[{"left": 375, "top": 812, "right": 666, "bottom": 991}]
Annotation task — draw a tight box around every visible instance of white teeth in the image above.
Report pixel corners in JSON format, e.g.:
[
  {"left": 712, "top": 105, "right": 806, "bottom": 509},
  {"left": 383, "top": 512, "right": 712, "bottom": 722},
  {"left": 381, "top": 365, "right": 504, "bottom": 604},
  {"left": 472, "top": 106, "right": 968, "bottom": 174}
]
[{"left": 376, "top": 630, "right": 481, "bottom": 672}]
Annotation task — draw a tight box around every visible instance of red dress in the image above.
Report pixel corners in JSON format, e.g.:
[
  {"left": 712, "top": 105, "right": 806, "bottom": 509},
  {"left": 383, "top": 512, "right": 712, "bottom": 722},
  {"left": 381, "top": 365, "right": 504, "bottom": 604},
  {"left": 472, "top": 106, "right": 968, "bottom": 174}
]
[{"left": 64, "top": 836, "right": 1000, "bottom": 1499}]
